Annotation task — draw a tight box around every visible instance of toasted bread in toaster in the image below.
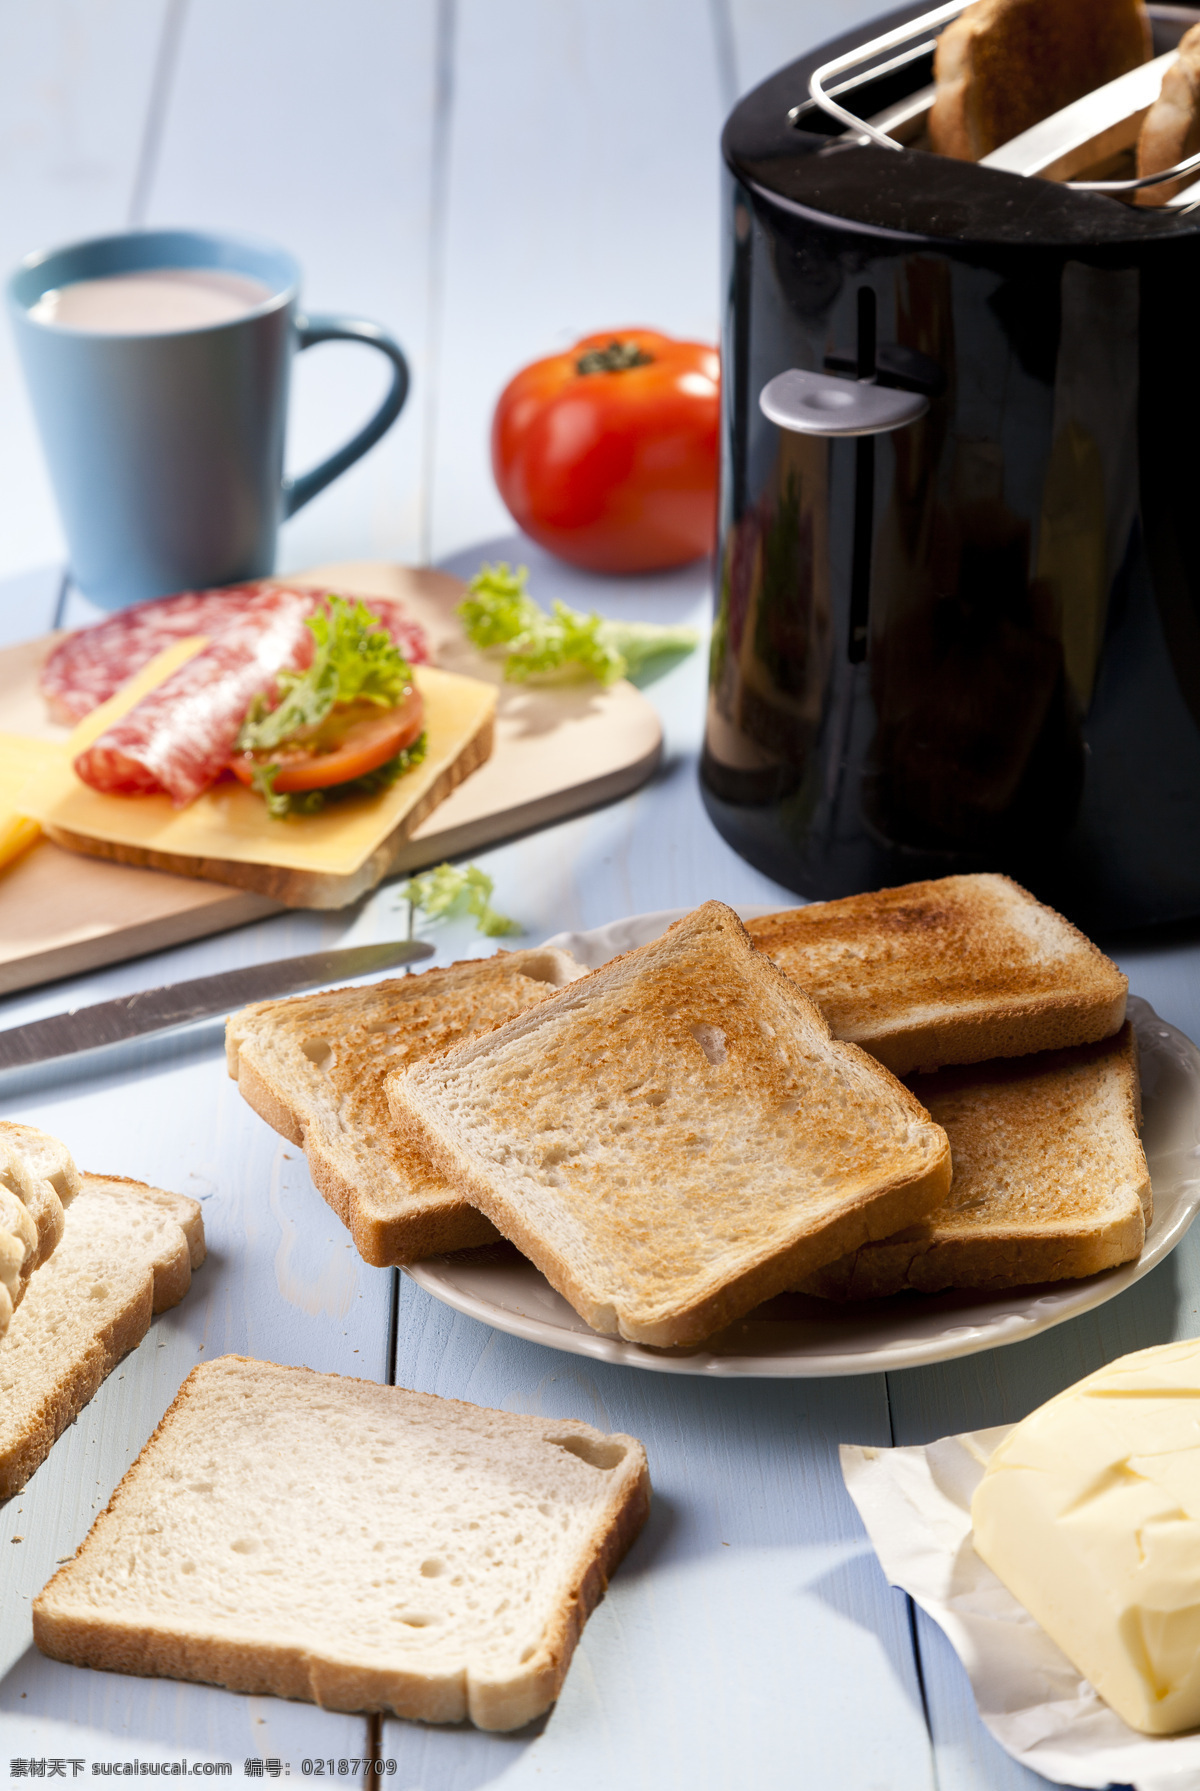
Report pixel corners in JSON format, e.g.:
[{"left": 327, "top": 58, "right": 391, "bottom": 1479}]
[
  {"left": 385, "top": 901, "right": 952, "bottom": 1348},
  {"left": 797, "top": 1025, "right": 1148, "bottom": 1298},
  {"left": 929, "top": 0, "right": 1152, "bottom": 161},
  {"left": 1137, "top": 22, "right": 1200, "bottom": 203},
  {"left": 226, "top": 948, "right": 585, "bottom": 1265},
  {"left": 743, "top": 874, "right": 1127, "bottom": 1077}
]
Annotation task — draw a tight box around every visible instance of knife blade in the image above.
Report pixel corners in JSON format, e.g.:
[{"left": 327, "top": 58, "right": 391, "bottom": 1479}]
[{"left": 0, "top": 938, "right": 435, "bottom": 1071}]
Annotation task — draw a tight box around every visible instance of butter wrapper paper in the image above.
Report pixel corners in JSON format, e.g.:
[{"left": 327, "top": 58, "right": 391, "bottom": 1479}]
[{"left": 842, "top": 1429, "right": 1200, "bottom": 1791}]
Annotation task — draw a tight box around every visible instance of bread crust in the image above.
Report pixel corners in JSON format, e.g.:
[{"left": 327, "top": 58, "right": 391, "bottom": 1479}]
[
  {"left": 303, "top": 1132, "right": 497, "bottom": 1264},
  {"left": 387, "top": 902, "right": 953, "bottom": 1347},
  {"left": 1137, "top": 22, "right": 1200, "bottom": 204},
  {"left": 401, "top": 1094, "right": 952, "bottom": 1347},
  {"left": 33, "top": 1357, "right": 651, "bottom": 1731},
  {"left": 929, "top": 0, "right": 1152, "bottom": 160},
  {"left": 0, "top": 1173, "right": 204, "bottom": 1500},
  {"left": 799, "top": 1027, "right": 1148, "bottom": 1298},
  {"left": 227, "top": 951, "right": 584, "bottom": 1266},
  {"left": 745, "top": 874, "right": 1127, "bottom": 1076},
  {"left": 0, "top": 1120, "right": 83, "bottom": 1331}
]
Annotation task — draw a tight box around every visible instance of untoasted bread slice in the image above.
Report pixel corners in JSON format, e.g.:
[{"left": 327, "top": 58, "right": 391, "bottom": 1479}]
[
  {"left": 227, "top": 948, "right": 585, "bottom": 1265},
  {"left": 0, "top": 1173, "right": 204, "bottom": 1499},
  {"left": 799, "top": 1025, "right": 1147, "bottom": 1298},
  {"left": 0, "top": 1121, "right": 82, "bottom": 1338},
  {"left": 929, "top": 0, "right": 1152, "bottom": 161},
  {"left": 386, "top": 901, "right": 952, "bottom": 1347},
  {"left": 34, "top": 1356, "right": 650, "bottom": 1731},
  {"left": 745, "top": 874, "right": 1126, "bottom": 1077},
  {"left": 1137, "top": 23, "right": 1200, "bottom": 203}
]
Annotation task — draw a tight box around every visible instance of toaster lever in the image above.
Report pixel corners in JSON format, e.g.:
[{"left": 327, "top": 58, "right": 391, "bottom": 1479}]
[{"left": 759, "top": 368, "right": 928, "bottom": 437}]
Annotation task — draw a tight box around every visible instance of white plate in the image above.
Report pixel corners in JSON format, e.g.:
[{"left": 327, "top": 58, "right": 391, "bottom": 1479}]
[{"left": 405, "top": 909, "right": 1200, "bottom": 1376}]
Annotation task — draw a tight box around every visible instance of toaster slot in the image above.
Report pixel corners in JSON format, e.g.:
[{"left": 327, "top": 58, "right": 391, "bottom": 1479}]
[
  {"left": 862, "top": 83, "right": 936, "bottom": 148},
  {"left": 849, "top": 290, "right": 877, "bottom": 665},
  {"left": 803, "top": 0, "right": 1200, "bottom": 201},
  {"left": 980, "top": 52, "right": 1176, "bottom": 181},
  {"left": 789, "top": 47, "right": 934, "bottom": 139}
]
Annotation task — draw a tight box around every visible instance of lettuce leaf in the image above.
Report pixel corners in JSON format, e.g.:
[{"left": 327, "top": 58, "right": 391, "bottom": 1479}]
[
  {"left": 458, "top": 563, "right": 697, "bottom": 685},
  {"left": 401, "top": 861, "right": 520, "bottom": 937},
  {"left": 237, "top": 593, "right": 413, "bottom": 753}
]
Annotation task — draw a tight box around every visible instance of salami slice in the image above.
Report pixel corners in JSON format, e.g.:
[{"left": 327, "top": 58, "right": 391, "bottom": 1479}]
[
  {"left": 41, "top": 582, "right": 430, "bottom": 724},
  {"left": 74, "top": 588, "right": 322, "bottom": 806},
  {"left": 41, "top": 584, "right": 278, "bottom": 724}
]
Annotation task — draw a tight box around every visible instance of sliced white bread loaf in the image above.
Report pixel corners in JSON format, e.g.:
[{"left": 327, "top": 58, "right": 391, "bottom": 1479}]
[
  {"left": 385, "top": 901, "right": 953, "bottom": 1347},
  {"left": 0, "top": 1173, "right": 204, "bottom": 1499},
  {"left": 226, "top": 948, "right": 584, "bottom": 1265},
  {"left": 34, "top": 1355, "right": 650, "bottom": 1731},
  {"left": 0, "top": 1120, "right": 82, "bottom": 1339},
  {"left": 798, "top": 1025, "right": 1148, "bottom": 1298},
  {"left": 745, "top": 874, "right": 1127, "bottom": 1076}
]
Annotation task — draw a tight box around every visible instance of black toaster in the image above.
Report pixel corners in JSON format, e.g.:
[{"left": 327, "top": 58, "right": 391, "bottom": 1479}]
[{"left": 701, "top": 2, "right": 1200, "bottom": 931}]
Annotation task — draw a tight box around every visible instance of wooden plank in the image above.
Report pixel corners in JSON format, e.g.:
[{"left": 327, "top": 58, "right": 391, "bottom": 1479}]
[
  {"left": 0, "top": 0, "right": 172, "bottom": 586},
  {"left": 143, "top": 0, "right": 440, "bottom": 577},
  {"left": 0, "top": 839, "right": 278, "bottom": 997},
  {"left": 0, "top": 0, "right": 964, "bottom": 1776},
  {"left": 0, "top": 1025, "right": 387, "bottom": 1760},
  {"left": 0, "top": 0, "right": 440, "bottom": 1758},
  {"left": 383, "top": 1279, "right": 935, "bottom": 1790},
  {"left": 721, "top": 7, "right": 1200, "bottom": 1781},
  {"left": 886, "top": 936, "right": 1200, "bottom": 1788},
  {"left": 381, "top": 1, "right": 935, "bottom": 1780},
  {"left": 425, "top": 0, "right": 728, "bottom": 565}
]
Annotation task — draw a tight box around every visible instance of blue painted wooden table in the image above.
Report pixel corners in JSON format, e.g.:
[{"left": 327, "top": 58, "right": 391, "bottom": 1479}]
[{"left": 0, "top": 4, "right": 1192, "bottom": 1786}]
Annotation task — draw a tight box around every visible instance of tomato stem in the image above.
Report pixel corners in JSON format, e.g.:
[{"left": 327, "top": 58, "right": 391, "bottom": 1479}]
[{"left": 575, "top": 340, "right": 654, "bottom": 376}]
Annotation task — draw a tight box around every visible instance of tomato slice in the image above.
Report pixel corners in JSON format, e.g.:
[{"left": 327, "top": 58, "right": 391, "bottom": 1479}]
[{"left": 230, "top": 687, "right": 425, "bottom": 794}]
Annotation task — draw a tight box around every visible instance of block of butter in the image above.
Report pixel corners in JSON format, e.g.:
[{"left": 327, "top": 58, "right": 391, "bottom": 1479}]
[{"left": 972, "top": 1337, "right": 1200, "bottom": 1735}]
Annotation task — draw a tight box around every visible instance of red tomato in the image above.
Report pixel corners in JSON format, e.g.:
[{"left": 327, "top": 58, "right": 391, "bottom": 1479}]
[
  {"left": 229, "top": 688, "right": 424, "bottom": 794},
  {"left": 491, "top": 328, "right": 719, "bottom": 574}
]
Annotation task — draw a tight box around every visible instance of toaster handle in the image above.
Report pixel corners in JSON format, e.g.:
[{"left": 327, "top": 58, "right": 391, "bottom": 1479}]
[
  {"left": 759, "top": 368, "right": 928, "bottom": 437},
  {"left": 760, "top": 368, "right": 927, "bottom": 664}
]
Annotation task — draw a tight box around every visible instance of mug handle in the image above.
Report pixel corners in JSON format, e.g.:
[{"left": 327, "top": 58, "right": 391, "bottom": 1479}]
[{"left": 282, "top": 312, "right": 410, "bottom": 519}]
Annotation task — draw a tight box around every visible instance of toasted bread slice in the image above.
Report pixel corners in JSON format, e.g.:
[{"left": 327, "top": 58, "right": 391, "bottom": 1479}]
[
  {"left": 0, "top": 1121, "right": 82, "bottom": 1337},
  {"left": 0, "top": 1173, "right": 204, "bottom": 1499},
  {"left": 1137, "top": 23, "right": 1200, "bottom": 203},
  {"left": 799, "top": 1025, "right": 1147, "bottom": 1298},
  {"left": 744, "top": 874, "right": 1126, "bottom": 1077},
  {"left": 385, "top": 901, "right": 952, "bottom": 1347},
  {"left": 34, "top": 1356, "right": 650, "bottom": 1731},
  {"left": 929, "top": 0, "right": 1152, "bottom": 161},
  {"left": 227, "top": 948, "right": 585, "bottom": 1265}
]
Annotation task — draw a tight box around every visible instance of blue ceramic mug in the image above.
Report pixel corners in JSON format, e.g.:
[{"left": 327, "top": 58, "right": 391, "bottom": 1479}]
[{"left": 7, "top": 228, "right": 409, "bottom": 610}]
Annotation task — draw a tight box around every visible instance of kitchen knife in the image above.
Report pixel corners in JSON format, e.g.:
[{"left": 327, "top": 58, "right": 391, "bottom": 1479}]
[{"left": 0, "top": 937, "right": 435, "bottom": 1071}]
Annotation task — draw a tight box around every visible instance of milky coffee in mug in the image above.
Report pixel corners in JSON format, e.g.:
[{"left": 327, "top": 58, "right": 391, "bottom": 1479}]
[
  {"left": 7, "top": 229, "right": 409, "bottom": 611},
  {"left": 28, "top": 268, "right": 275, "bottom": 334}
]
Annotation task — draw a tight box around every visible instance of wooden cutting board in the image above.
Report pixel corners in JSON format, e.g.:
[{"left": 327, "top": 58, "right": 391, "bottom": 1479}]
[{"left": 0, "top": 561, "right": 663, "bottom": 995}]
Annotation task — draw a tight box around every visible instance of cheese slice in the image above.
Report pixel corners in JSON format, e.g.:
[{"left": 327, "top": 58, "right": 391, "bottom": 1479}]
[
  {"left": 16, "top": 655, "right": 496, "bottom": 880},
  {"left": 0, "top": 739, "right": 53, "bottom": 872},
  {"left": 972, "top": 1337, "right": 1200, "bottom": 1735},
  {"left": 0, "top": 638, "right": 212, "bottom": 873}
]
